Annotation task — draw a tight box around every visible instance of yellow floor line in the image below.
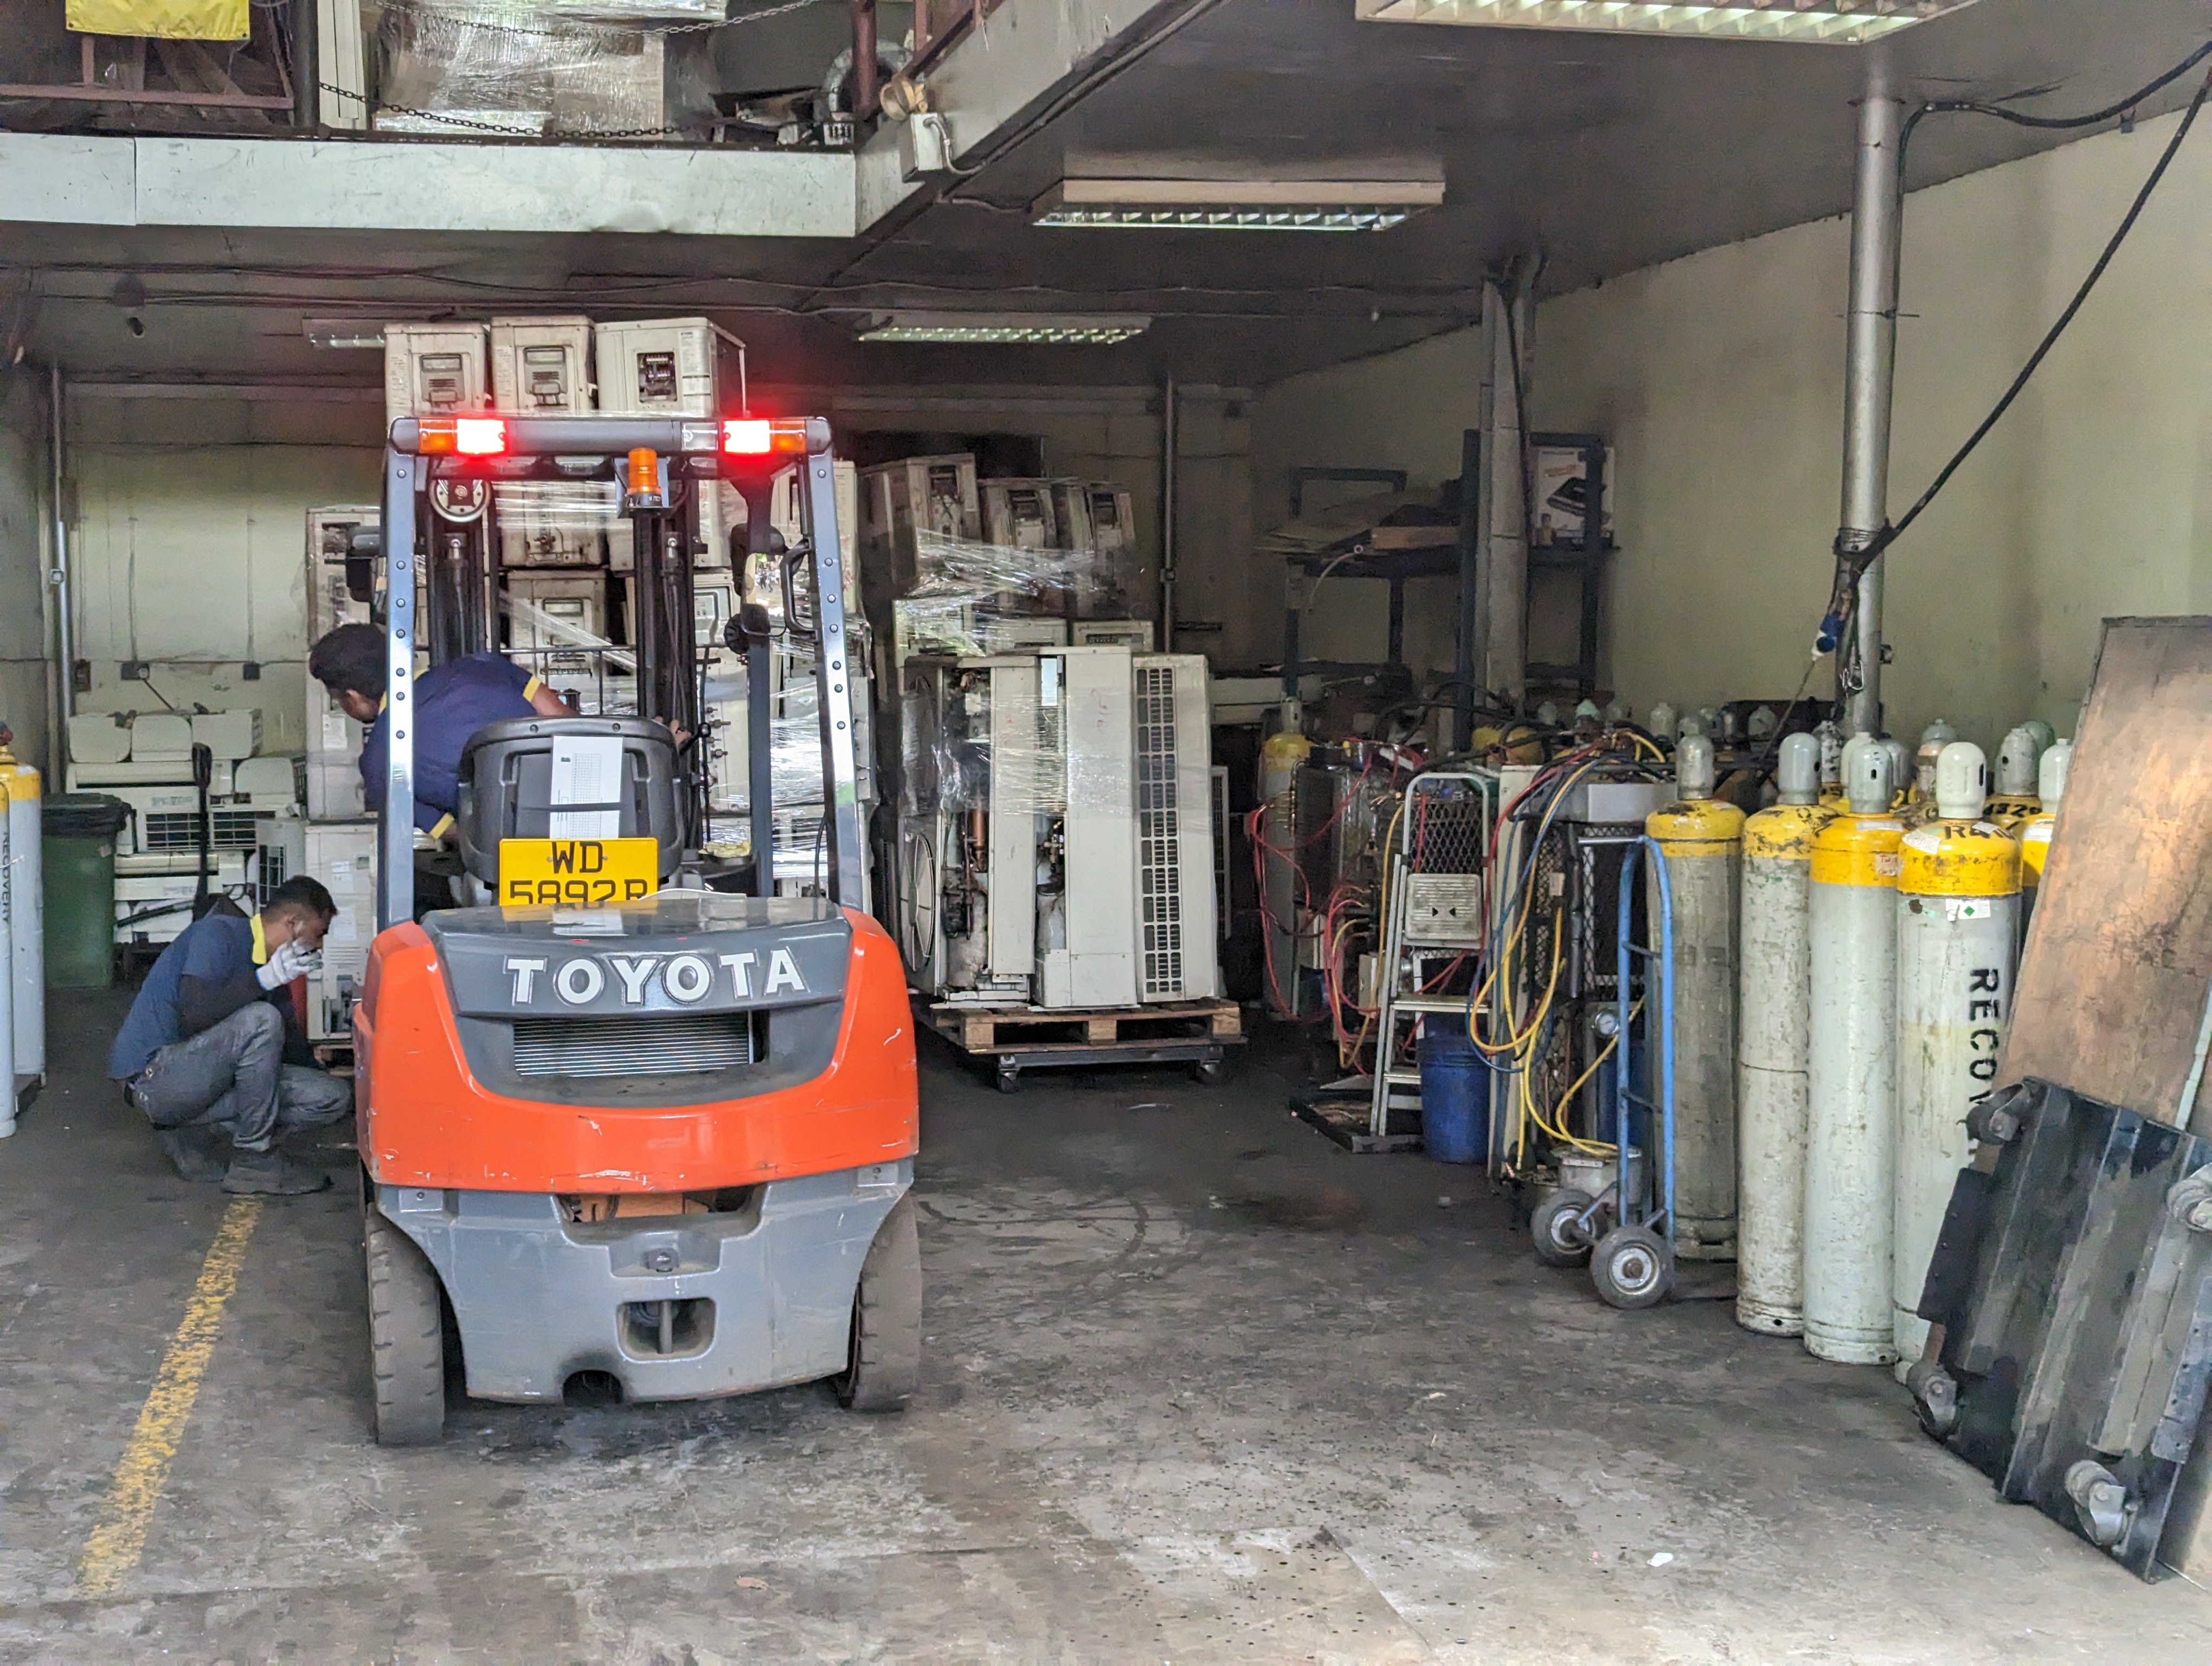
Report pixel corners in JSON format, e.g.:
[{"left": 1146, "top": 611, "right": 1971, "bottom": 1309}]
[{"left": 76, "top": 1196, "right": 263, "bottom": 1599}]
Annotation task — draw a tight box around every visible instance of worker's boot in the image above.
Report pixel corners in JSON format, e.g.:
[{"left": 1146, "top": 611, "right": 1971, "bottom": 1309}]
[
  {"left": 157, "top": 1125, "right": 227, "bottom": 1184},
  {"left": 221, "top": 1148, "right": 332, "bottom": 1196}
]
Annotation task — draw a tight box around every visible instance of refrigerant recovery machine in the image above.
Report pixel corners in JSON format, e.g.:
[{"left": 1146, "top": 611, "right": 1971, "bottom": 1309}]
[{"left": 353, "top": 412, "right": 919, "bottom": 1444}]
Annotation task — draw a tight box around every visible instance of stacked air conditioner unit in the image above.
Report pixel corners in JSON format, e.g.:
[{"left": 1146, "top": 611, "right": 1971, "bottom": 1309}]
[
  {"left": 896, "top": 645, "right": 1217, "bottom": 1010},
  {"left": 298, "top": 497, "right": 390, "bottom": 1038},
  {"left": 303, "top": 821, "right": 378, "bottom": 1042},
  {"left": 67, "top": 708, "right": 293, "bottom": 949},
  {"left": 305, "top": 504, "right": 381, "bottom": 819},
  {"left": 593, "top": 316, "right": 744, "bottom": 568},
  {"left": 383, "top": 323, "right": 488, "bottom": 418},
  {"left": 979, "top": 477, "right": 1143, "bottom": 620}
]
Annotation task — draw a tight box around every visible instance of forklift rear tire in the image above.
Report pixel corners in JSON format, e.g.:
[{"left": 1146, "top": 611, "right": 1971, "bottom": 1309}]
[
  {"left": 365, "top": 1201, "right": 447, "bottom": 1445},
  {"left": 835, "top": 1193, "right": 922, "bottom": 1413}
]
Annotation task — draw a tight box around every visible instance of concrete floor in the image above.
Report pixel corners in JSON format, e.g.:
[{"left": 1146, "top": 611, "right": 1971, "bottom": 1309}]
[{"left": 1, "top": 990, "right": 2208, "bottom": 1664}]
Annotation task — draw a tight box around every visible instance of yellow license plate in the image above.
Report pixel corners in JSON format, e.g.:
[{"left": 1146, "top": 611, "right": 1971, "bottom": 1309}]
[{"left": 498, "top": 837, "right": 658, "bottom": 907}]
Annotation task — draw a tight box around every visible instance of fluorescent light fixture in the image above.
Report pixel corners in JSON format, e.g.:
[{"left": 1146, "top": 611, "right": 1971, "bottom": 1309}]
[
  {"left": 857, "top": 312, "right": 1153, "bottom": 344},
  {"left": 1032, "top": 178, "right": 1443, "bottom": 232},
  {"left": 303, "top": 318, "right": 387, "bottom": 350},
  {"left": 1354, "top": 0, "right": 1979, "bottom": 44}
]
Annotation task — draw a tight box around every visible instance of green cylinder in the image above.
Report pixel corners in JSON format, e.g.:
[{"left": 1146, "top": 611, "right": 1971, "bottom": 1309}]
[{"left": 42, "top": 794, "right": 128, "bottom": 989}]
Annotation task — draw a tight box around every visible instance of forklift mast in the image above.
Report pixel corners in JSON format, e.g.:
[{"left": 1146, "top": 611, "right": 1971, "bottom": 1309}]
[{"left": 375, "top": 414, "right": 864, "bottom": 928}]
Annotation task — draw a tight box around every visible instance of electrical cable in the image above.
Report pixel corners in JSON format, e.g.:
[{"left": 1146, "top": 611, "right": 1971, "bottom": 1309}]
[
  {"left": 1744, "top": 651, "right": 1823, "bottom": 784},
  {"left": 1904, "top": 42, "right": 2212, "bottom": 143},
  {"left": 1818, "top": 48, "right": 2212, "bottom": 659}
]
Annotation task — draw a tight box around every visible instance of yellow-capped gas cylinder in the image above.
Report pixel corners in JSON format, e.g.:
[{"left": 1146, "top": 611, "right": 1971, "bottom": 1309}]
[
  {"left": 1735, "top": 733, "right": 1836, "bottom": 1337},
  {"left": 1984, "top": 725, "right": 2042, "bottom": 829},
  {"left": 1881, "top": 737, "right": 1914, "bottom": 819},
  {"left": 1645, "top": 734, "right": 1745, "bottom": 1261},
  {"left": 0, "top": 734, "right": 35, "bottom": 1118},
  {"left": 1893, "top": 741, "right": 2020, "bottom": 1375},
  {"left": 1805, "top": 734, "right": 1906, "bottom": 1366},
  {"left": 0, "top": 773, "right": 10, "bottom": 1136},
  {"left": 2018, "top": 738, "right": 2070, "bottom": 923}
]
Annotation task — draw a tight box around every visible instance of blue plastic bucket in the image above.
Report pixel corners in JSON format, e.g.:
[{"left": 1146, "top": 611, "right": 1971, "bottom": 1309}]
[{"left": 1417, "top": 1022, "right": 1488, "bottom": 1164}]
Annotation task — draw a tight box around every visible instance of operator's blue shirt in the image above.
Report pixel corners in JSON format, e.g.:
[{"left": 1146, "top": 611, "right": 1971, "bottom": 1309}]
[
  {"left": 358, "top": 652, "right": 544, "bottom": 834},
  {"left": 108, "top": 910, "right": 266, "bottom": 1079}
]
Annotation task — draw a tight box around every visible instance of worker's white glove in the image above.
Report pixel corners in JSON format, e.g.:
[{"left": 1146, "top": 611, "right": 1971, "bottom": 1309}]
[{"left": 256, "top": 940, "right": 323, "bottom": 990}]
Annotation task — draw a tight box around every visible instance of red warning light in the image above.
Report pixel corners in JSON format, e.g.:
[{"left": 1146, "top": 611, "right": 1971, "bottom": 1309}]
[
  {"left": 419, "top": 416, "right": 507, "bottom": 456},
  {"left": 721, "top": 418, "right": 807, "bottom": 456}
]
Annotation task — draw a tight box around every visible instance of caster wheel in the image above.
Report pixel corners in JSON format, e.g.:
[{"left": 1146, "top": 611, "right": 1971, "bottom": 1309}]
[
  {"left": 995, "top": 1063, "right": 1021, "bottom": 1094},
  {"left": 1192, "top": 1057, "right": 1230, "bottom": 1086},
  {"left": 1590, "top": 1223, "right": 1673, "bottom": 1310},
  {"left": 1531, "top": 1188, "right": 1597, "bottom": 1268}
]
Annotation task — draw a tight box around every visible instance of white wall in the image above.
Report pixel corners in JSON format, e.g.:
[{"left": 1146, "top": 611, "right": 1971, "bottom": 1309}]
[
  {"left": 1252, "top": 110, "right": 2212, "bottom": 753},
  {"left": 0, "top": 370, "right": 49, "bottom": 776},
  {"left": 63, "top": 415, "right": 380, "bottom": 757}
]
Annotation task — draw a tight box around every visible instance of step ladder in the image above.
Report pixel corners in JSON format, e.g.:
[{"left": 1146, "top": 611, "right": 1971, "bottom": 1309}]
[{"left": 1367, "top": 769, "right": 1499, "bottom": 1142}]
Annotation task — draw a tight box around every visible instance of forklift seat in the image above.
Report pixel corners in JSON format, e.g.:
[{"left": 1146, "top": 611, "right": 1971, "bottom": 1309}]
[{"left": 454, "top": 717, "right": 683, "bottom": 885}]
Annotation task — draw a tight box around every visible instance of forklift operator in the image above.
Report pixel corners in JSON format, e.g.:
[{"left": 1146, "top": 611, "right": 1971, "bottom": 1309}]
[{"left": 308, "top": 623, "right": 575, "bottom": 837}]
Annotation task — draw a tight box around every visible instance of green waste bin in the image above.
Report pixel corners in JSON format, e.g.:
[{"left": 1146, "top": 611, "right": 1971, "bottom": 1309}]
[{"left": 43, "top": 793, "right": 129, "bottom": 989}]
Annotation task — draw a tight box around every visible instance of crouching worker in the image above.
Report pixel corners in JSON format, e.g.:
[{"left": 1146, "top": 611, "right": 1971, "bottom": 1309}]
[{"left": 108, "top": 877, "right": 353, "bottom": 1195}]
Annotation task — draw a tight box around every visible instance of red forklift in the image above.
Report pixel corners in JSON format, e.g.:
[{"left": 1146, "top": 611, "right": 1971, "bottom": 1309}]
[{"left": 352, "top": 411, "right": 919, "bottom": 1443}]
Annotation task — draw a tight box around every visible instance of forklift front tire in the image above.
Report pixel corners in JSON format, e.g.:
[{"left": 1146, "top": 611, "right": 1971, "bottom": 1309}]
[
  {"left": 365, "top": 1200, "right": 447, "bottom": 1445},
  {"left": 835, "top": 1193, "right": 922, "bottom": 1413}
]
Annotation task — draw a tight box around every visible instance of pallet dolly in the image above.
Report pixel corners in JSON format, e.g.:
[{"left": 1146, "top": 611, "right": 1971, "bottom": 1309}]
[{"left": 1528, "top": 835, "right": 1678, "bottom": 1310}]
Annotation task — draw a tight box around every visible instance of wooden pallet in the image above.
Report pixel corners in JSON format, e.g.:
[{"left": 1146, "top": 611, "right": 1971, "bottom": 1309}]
[{"left": 920, "top": 996, "right": 1243, "bottom": 1056}]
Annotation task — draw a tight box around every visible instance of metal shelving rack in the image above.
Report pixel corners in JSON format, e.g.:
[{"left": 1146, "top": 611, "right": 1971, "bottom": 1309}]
[{"left": 1526, "top": 431, "right": 1616, "bottom": 700}]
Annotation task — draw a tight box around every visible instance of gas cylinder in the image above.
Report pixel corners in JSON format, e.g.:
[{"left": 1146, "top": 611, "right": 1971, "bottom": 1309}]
[
  {"left": 2019, "top": 738, "right": 2071, "bottom": 922},
  {"left": 2021, "top": 717, "right": 2056, "bottom": 757},
  {"left": 0, "top": 738, "right": 42, "bottom": 1086},
  {"left": 1814, "top": 720, "right": 1845, "bottom": 809},
  {"left": 1647, "top": 701, "right": 1678, "bottom": 740},
  {"left": 1893, "top": 742, "right": 2020, "bottom": 1374},
  {"left": 1911, "top": 719, "right": 1958, "bottom": 811},
  {"left": 1645, "top": 734, "right": 1745, "bottom": 1260},
  {"left": 1735, "top": 733, "right": 1835, "bottom": 1335},
  {"left": 1259, "top": 721, "right": 1312, "bottom": 1017},
  {"left": 1985, "top": 725, "right": 2041, "bottom": 828},
  {"left": 1804, "top": 735, "right": 1905, "bottom": 1365},
  {"left": 1881, "top": 738, "right": 1913, "bottom": 815},
  {"left": 0, "top": 803, "right": 12, "bottom": 1137}
]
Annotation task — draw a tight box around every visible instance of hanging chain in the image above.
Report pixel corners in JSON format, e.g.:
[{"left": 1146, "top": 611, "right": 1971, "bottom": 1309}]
[
  {"left": 384, "top": 0, "right": 831, "bottom": 41},
  {"left": 316, "top": 82, "right": 691, "bottom": 139}
]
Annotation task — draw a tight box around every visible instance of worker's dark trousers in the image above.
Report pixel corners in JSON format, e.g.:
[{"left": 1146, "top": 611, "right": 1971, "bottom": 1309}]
[{"left": 124, "top": 1004, "right": 351, "bottom": 1152}]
